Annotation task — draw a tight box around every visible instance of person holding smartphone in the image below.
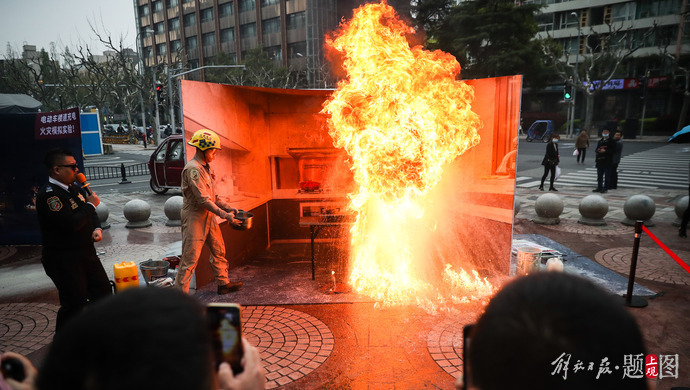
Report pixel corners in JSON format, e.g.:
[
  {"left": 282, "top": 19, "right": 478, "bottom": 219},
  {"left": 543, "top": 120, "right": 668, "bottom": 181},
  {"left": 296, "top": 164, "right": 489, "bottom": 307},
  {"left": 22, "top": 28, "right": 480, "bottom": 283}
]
[{"left": 25, "top": 288, "right": 266, "bottom": 390}]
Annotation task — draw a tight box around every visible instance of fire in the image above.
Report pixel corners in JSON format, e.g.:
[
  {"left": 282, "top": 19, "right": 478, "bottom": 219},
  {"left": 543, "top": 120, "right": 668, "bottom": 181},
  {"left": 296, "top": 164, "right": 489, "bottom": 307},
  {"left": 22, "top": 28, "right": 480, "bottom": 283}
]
[{"left": 321, "top": 2, "right": 495, "bottom": 309}]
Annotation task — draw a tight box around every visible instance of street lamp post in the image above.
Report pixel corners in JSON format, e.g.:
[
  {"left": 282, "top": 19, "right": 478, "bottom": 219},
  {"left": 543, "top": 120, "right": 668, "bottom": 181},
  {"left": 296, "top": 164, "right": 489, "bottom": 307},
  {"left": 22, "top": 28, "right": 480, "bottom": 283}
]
[
  {"left": 569, "top": 12, "right": 581, "bottom": 138},
  {"left": 136, "top": 29, "right": 154, "bottom": 143}
]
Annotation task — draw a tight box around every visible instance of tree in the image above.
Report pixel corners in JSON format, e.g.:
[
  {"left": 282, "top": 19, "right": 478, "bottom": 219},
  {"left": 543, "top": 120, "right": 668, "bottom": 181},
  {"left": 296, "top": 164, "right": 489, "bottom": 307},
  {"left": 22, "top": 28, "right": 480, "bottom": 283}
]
[
  {"left": 205, "top": 47, "right": 307, "bottom": 88},
  {"left": 413, "top": 0, "right": 558, "bottom": 89},
  {"left": 545, "top": 21, "right": 656, "bottom": 132}
]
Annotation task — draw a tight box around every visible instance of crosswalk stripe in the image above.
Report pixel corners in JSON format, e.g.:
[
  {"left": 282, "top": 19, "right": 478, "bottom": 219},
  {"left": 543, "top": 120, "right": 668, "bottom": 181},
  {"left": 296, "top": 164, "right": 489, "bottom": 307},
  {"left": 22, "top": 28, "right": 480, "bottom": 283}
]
[{"left": 518, "top": 143, "right": 689, "bottom": 190}]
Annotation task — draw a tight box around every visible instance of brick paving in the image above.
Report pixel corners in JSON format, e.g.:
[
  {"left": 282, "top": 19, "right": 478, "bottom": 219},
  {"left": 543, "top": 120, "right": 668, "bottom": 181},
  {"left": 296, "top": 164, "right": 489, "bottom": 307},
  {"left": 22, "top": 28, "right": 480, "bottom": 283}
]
[
  {"left": 595, "top": 247, "right": 690, "bottom": 286},
  {"left": 426, "top": 318, "right": 465, "bottom": 379},
  {"left": 242, "top": 306, "right": 334, "bottom": 389},
  {"left": 0, "top": 303, "right": 57, "bottom": 356}
]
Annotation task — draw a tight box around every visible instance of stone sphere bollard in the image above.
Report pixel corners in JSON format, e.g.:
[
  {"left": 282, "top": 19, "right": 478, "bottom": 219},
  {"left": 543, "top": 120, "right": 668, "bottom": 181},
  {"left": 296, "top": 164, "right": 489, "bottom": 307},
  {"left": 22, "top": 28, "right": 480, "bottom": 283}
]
[
  {"left": 578, "top": 195, "right": 608, "bottom": 226},
  {"left": 532, "top": 193, "right": 563, "bottom": 225},
  {"left": 123, "top": 199, "right": 152, "bottom": 228},
  {"left": 164, "top": 196, "right": 183, "bottom": 227},
  {"left": 95, "top": 202, "right": 110, "bottom": 229},
  {"left": 673, "top": 195, "right": 688, "bottom": 227},
  {"left": 621, "top": 194, "right": 655, "bottom": 227}
]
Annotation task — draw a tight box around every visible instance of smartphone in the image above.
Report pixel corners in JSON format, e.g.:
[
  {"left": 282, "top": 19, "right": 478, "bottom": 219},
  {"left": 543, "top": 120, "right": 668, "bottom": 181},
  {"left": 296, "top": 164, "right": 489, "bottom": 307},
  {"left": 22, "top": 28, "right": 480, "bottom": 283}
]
[
  {"left": 207, "top": 303, "right": 244, "bottom": 375},
  {"left": 462, "top": 324, "right": 474, "bottom": 390}
]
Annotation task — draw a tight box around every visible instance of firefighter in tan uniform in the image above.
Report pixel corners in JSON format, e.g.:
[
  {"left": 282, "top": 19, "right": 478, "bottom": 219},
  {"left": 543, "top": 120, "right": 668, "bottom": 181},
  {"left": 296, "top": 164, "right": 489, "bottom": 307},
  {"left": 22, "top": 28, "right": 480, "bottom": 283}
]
[{"left": 175, "top": 129, "right": 243, "bottom": 294}]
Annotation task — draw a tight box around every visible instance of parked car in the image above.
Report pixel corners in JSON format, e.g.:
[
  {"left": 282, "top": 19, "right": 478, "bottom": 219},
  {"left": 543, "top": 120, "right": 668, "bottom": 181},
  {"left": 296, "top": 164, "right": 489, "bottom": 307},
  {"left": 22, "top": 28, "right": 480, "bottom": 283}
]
[{"left": 148, "top": 134, "right": 185, "bottom": 193}]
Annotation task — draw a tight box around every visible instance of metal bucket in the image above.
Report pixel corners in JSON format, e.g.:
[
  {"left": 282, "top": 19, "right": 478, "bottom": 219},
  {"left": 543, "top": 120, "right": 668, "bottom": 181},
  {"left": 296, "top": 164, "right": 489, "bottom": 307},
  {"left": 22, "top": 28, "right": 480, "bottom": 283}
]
[
  {"left": 516, "top": 247, "right": 542, "bottom": 275},
  {"left": 139, "top": 259, "right": 170, "bottom": 285},
  {"left": 232, "top": 210, "right": 254, "bottom": 231}
]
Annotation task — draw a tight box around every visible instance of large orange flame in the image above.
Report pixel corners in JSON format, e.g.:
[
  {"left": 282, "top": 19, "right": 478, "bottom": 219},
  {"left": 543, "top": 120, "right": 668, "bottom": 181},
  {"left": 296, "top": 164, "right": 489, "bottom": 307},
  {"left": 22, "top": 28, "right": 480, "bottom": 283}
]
[{"left": 322, "top": 2, "right": 494, "bottom": 309}]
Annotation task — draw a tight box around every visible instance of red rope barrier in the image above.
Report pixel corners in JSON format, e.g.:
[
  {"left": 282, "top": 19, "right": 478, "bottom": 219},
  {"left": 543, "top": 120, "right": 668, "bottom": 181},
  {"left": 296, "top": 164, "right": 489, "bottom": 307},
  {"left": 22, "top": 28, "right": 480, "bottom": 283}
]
[{"left": 641, "top": 225, "right": 690, "bottom": 275}]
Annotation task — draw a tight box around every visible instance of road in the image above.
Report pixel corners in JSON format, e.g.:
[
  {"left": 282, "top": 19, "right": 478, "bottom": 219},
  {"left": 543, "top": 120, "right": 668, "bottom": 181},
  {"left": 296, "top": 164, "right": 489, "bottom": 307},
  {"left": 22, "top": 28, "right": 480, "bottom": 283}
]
[
  {"left": 515, "top": 139, "right": 689, "bottom": 190},
  {"left": 84, "top": 147, "right": 156, "bottom": 194}
]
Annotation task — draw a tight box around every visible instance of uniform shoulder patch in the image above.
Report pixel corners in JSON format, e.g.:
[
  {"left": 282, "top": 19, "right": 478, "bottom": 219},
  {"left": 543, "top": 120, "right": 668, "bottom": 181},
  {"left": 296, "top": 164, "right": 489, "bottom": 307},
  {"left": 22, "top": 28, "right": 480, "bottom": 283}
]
[
  {"left": 47, "top": 196, "right": 63, "bottom": 211},
  {"left": 190, "top": 168, "right": 200, "bottom": 181}
]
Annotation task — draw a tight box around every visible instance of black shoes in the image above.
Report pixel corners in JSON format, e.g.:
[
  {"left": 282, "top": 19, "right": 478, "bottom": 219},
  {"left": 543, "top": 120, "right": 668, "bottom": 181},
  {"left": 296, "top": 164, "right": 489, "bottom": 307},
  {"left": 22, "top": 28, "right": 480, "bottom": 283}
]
[
  {"left": 218, "top": 281, "right": 243, "bottom": 294},
  {"left": 680, "top": 228, "right": 688, "bottom": 238},
  {"left": 592, "top": 188, "right": 607, "bottom": 193},
  {"left": 549, "top": 187, "right": 558, "bottom": 191},
  {"left": 539, "top": 185, "right": 544, "bottom": 191}
]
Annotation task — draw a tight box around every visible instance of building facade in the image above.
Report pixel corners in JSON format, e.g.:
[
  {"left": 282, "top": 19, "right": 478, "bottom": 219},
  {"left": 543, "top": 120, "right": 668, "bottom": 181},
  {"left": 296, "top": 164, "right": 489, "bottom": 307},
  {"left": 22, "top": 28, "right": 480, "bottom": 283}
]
[
  {"left": 134, "top": 0, "right": 411, "bottom": 87},
  {"left": 524, "top": 0, "right": 688, "bottom": 134}
]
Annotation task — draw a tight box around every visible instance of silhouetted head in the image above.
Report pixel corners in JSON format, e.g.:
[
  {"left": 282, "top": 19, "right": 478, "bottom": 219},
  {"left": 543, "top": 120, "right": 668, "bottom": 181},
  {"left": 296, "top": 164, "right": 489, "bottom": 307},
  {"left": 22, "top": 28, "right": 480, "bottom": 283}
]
[{"left": 468, "top": 272, "right": 648, "bottom": 390}]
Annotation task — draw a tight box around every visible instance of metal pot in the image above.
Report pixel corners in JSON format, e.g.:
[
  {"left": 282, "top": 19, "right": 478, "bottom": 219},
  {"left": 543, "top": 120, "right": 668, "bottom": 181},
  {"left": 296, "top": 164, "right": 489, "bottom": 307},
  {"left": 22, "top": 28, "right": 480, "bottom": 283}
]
[{"left": 232, "top": 210, "right": 254, "bottom": 231}]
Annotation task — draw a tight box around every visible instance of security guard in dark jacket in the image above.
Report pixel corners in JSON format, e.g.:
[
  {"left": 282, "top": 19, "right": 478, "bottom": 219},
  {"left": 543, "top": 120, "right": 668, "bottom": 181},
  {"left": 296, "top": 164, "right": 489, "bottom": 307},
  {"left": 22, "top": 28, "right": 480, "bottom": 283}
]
[{"left": 36, "top": 148, "right": 111, "bottom": 333}]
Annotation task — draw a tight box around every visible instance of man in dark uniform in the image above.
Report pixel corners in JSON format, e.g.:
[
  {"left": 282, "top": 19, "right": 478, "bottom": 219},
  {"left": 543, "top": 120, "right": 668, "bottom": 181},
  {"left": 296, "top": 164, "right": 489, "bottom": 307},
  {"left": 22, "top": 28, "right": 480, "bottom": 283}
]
[
  {"left": 36, "top": 148, "right": 112, "bottom": 333},
  {"left": 593, "top": 129, "right": 614, "bottom": 193}
]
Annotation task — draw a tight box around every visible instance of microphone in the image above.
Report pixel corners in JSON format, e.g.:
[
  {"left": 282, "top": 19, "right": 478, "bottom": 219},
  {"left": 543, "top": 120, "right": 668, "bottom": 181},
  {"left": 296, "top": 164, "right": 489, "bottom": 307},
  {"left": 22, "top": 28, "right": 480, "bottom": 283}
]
[{"left": 76, "top": 173, "right": 93, "bottom": 196}]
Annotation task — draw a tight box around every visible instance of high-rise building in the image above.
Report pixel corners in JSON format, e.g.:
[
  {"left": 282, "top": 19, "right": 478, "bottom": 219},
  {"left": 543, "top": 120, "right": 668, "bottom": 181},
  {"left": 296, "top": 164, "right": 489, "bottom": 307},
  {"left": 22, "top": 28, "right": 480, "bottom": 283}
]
[
  {"left": 134, "top": 0, "right": 412, "bottom": 87},
  {"left": 531, "top": 0, "right": 686, "bottom": 63},
  {"left": 524, "top": 0, "right": 688, "bottom": 131}
]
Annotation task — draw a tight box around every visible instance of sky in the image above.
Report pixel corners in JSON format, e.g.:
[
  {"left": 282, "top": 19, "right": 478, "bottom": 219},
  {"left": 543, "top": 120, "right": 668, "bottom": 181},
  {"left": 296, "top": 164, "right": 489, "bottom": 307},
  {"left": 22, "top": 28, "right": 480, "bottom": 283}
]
[{"left": 1, "top": 0, "right": 137, "bottom": 58}]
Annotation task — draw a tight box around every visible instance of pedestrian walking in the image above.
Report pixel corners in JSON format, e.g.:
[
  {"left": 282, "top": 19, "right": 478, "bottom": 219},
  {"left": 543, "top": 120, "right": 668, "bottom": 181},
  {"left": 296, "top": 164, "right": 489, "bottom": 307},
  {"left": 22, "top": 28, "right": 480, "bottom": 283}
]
[
  {"left": 610, "top": 130, "right": 623, "bottom": 189},
  {"left": 574, "top": 129, "right": 589, "bottom": 164},
  {"left": 539, "top": 134, "right": 560, "bottom": 191},
  {"left": 174, "top": 129, "right": 244, "bottom": 295},
  {"left": 593, "top": 129, "right": 614, "bottom": 193},
  {"left": 35, "top": 148, "right": 111, "bottom": 333}
]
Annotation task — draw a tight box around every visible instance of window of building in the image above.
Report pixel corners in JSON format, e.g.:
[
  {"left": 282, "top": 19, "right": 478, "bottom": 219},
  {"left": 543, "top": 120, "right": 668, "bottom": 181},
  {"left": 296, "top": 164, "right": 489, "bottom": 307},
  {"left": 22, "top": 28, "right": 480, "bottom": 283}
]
[
  {"left": 611, "top": 2, "right": 635, "bottom": 22},
  {"left": 262, "top": 17, "right": 281, "bottom": 35},
  {"left": 286, "top": 12, "right": 305, "bottom": 30},
  {"left": 154, "top": 22, "right": 165, "bottom": 34},
  {"left": 152, "top": 0, "right": 163, "bottom": 12},
  {"left": 171, "top": 40, "right": 182, "bottom": 52},
  {"left": 168, "top": 17, "right": 180, "bottom": 30},
  {"left": 156, "top": 43, "right": 167, "bottom": 55},
  {"left": 203, "top": 32, "right": 216, "bottom": 46},
  {"left": 139, "top": 4, "right": 150, "bottom": 16},
  {"left": 240, "top": 22, "right": 257, "bottom": 37},
  {"left": 239, "top": 0, "right": 255, "bottom": 12},
  {"left": 288, "top": 41, "right": 306, "bottom": 58},
  {"left": 182, "top": 0, "right": 193, "bottom": 3},
  {"left": 184, "top": 13, "right": 197, "bottom": 26},
  {"left": 186, "top": 36, "right": 198, "bottom": 50},
  {"left": 201, "top": 7, "right": 214, "bottom": 23},
  {"left": 219, "top": 2, "right": 234, "bottom": 17},
  {"left": 558, "top": 11, "right": 581, "bottom": 29},
  {"left": 261, "top": 0, "right": 279, "bottom": 6},
  {"left": 221, "top": 28, "right": 236, "bottom": 43},
  {"left": 535, "top": 13, "right": 553, "bottom": 33},
  {"left": 264, "top": 45, "right": 281, "bottom": 61},
  {"left": 166, "top": 0, "right": 178, "bottom": 8},
  {"left": 637, "top": 0, "right": 681, "bottom": 18}
]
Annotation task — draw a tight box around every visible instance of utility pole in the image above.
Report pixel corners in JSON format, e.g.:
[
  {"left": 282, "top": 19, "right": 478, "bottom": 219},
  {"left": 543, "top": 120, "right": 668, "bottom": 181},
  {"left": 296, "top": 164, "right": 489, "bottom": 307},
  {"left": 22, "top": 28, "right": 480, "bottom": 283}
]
[{"left": 569, "top": 12, "right": 581, "bottom": 138}]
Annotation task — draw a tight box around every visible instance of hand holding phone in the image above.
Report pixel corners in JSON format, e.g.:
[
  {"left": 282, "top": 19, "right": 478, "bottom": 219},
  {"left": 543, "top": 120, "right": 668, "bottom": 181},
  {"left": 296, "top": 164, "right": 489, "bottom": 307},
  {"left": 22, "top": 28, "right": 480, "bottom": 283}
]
[
  {"left": 217, "top": 338, "right": 266, "bottom": 390},
  {"left": 207, "top": 303, "right": 244, "bottom": 375}
]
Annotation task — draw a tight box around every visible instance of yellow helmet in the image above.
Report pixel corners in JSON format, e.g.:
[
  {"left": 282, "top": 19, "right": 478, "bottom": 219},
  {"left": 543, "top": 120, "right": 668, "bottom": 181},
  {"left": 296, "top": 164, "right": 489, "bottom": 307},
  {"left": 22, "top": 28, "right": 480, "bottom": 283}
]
[{"left": 188, "top": 129, "right": 221, "bottom": 151}]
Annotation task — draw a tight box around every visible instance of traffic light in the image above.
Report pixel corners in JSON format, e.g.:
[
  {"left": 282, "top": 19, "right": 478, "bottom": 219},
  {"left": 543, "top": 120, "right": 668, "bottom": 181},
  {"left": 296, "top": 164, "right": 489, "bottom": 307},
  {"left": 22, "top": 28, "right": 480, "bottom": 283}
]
[
  {"left": 639, "top": 76, "right": 647, "bottom": 100},
  {"left": 563, "top": 81, "right": 573, "bottom": 101},
  {"left": 155, "top": 83, "right": 164, "bottom": 104}
]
